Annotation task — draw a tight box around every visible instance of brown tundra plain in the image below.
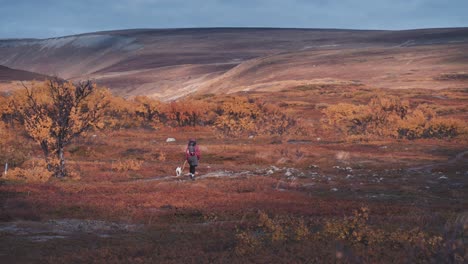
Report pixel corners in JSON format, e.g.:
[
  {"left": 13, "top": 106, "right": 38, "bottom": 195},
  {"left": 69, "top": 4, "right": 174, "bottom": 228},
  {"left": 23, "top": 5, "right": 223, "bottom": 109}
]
[{"left": 0, "top": 28, "right": 467, "bottom": 263}]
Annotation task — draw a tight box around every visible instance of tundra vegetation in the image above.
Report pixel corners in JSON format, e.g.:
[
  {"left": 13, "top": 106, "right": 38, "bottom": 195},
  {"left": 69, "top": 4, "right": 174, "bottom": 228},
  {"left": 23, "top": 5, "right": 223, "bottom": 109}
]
[{"left": 0, "top": 80, "right": 467, "bottom": 263}]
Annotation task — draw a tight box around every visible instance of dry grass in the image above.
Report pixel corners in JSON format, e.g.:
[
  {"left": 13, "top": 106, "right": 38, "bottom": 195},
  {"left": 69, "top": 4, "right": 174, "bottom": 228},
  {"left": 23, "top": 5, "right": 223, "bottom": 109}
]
[{"left": 0, "top": 87, "right": 467, "bottom": 263}]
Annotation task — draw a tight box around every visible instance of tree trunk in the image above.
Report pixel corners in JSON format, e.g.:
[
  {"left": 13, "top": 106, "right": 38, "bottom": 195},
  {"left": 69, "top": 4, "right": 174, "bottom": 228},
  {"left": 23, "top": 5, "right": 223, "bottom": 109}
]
[
  {"left": 40, "top": 140, "right": 53, "bottom": 172},
  {"left": 57, "top": 147, "right": 66, "bottom": 177}
]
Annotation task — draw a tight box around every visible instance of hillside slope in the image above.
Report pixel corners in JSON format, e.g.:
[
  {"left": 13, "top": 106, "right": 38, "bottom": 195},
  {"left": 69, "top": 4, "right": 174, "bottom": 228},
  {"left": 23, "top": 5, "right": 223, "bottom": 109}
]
[
  {"left": 1, "top": 28, "right": 467, "bottom": 99},
  {"left": 0, "top": 65, "right": 49, "bottom": 82}
]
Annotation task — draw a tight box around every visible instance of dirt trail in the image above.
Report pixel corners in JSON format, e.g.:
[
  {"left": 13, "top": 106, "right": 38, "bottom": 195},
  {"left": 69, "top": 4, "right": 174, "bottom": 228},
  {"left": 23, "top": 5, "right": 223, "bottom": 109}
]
[
  {"left": 0, "top": 219, "right": 141, "bottom": 243},
  {"left": 131, "top": 170, "right": 255, "bottom": 183},
  {"left": 407, "top": 150, "right": 468, "bottom": 173}
]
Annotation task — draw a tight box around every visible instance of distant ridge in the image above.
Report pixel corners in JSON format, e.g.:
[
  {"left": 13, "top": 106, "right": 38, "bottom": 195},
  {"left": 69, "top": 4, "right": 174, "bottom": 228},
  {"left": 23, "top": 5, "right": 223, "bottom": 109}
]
[
  {"left": 0, "top": 27, "right": 467, "bottom": 99},
  {"left": 0, "top": 65, "right": 49, "bottom": 82}
]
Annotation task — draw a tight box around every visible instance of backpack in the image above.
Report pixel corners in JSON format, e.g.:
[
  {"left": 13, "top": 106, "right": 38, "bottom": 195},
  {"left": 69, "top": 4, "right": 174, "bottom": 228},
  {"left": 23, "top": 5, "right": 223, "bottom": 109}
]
[
  {"left": 188, "top": 144, "right": 196, "bottom": 156},
  {"left": 187, "top": 142, "right": 198, "bottom": 165}
]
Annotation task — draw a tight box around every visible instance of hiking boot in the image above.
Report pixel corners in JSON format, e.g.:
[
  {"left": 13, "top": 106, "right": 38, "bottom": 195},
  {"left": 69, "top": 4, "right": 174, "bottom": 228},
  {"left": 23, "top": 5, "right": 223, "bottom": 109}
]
[{"left": 189, "top": 173, "right": 195, "bottom": 180}]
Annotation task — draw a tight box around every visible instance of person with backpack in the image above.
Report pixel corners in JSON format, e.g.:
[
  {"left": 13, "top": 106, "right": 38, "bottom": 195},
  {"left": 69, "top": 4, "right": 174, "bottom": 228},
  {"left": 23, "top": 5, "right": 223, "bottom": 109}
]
[{"left": 186, "top": 138, "right": 201, "bottom": 180}]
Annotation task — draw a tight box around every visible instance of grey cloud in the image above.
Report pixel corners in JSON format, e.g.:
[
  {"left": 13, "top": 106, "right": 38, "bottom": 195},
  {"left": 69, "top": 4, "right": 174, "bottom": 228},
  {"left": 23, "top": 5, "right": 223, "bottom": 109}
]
[{"left": 0, "top": 0, "right": 466, "bottom": 38}]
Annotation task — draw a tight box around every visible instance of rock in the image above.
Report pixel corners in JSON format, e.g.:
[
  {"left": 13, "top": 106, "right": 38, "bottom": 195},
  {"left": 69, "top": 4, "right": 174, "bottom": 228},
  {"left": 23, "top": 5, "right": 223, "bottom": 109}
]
[
  {"left": 266, "top": 169, "right": 274, "bottom": 175},
  {"left": 271, "top": 166, "right": 280, "bottom": 171},
  {"left": 330, "top": 188, "right": 338, "bottom": 192},
  {"left": 166, "top": 138, "right": 176, "bottom": 142},
  {"left": 438, "top": 176, "right": 448, "bottom": 180},
  {"left": 335, "top": 151, "right": 350, "bottom": 160},
  {"left": 285, "top": 171, "right": 293, "bottom": 177}
]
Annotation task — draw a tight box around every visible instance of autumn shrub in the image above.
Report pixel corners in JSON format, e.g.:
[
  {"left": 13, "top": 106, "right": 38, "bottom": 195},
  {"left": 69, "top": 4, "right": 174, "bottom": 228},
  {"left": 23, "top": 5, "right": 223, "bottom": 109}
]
[
  {"left": 103, "top": 95, "right": 140, "bottom": 129},
  {"left": 0, "top": 122, "right": 5, "bottom": 145},
  {"left": 323, "top": 207, "right": 379, "bottom": 246},
  {"left": 215, "top": 96, "right": 260, "bottom": 136},
  {"left": 235, "top": 230, "right": 262, "bottom": 255},
  {"left": 315, "top": 102, "right": 330, "bottom": 110},
  {"left": 292, "top": 218, "right": 311, "bottom": 241},
  {"left": 133, "top": 95, "right": 162, "bottom": 128},
  {"left": 0, "top": 123, "right": 31, "bottom": 168},
  {"left": 256, "top": 103, "right": 298, "bottom": 136},
  {"left": 396, "top": 104, "right": 466, "bottom": 139},
  {"left": 0, "top": 94, "right": 8, "bottom": 121},
  {"left": 163, "top": 99, "right": 214, "bottom": 127},
  {"left": 258, "top": 211, "right": 286, "bottom": 242},
  {"left": 10, "top": 79, "right": 111, "bottom": 177},
  {"left": 323, "top": 95, "right": 465, "bottom": 140},
  {"left": 398, "top": 117, "right": 466, "bottom": 139},
  {"left": 0, "top": 93, "right": 19, "bottom": 124},
  {"left": 1, "top": 96, "right": 31, "bottom": 167},
  {"left": 215, "top": 96, "right": 299, "bottom": 137},
  {"left": 322, "top": 206, "right": 448, "bottom": 259},
  {"left": 235, "top": 211, "right": 313, "bottom": 255},
  {"left": 2, "top": 158, "right": 52, "bottom": 183},
  {"left": 112, "top": 159, "right": 144, "bottom": 172},
  {"left": 157, "top": 151, "right": 166, "bottom": 161},
  {"left": 325, "top": 95, "right": 408, "bottom": 137}
]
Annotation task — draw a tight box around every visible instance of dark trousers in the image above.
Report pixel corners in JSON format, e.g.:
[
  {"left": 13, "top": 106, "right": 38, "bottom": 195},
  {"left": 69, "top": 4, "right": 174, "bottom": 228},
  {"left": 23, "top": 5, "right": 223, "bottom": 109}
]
[{"left": 189, "top": 165, "right": 197, "bottom": 174}]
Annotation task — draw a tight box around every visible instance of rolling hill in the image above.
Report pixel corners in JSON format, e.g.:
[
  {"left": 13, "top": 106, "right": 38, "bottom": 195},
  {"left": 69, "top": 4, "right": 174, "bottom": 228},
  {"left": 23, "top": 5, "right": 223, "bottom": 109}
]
[
  {"left": 0, "top": 65, "right": 49, "bottom": 82},
  {"left": 1, "top": 28, "right": 467, "bottom": 100}
]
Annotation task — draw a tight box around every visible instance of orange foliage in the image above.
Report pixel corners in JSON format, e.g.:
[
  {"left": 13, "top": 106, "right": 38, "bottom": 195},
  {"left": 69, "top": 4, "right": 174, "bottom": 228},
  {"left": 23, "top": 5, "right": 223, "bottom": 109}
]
[
  {"left": 164, "top": 99, "right": 213, "bottom": 127},
  {"left": 134, "top": 95, "right": 162, "bottom": 128},
  {"left": 112, "top": 159, "right": 144, "bottom": 172},
  {"left": 398, "top": 105, "right": 466, "bottom": 139},
  {"left": 323, "top": 95, "right": 465, "bottom": 140},
  {"left": 215, "top": 96, "right": 299, "bottom": 136},
  {"left": 215, "top": 96, "right": 260, "bottom": 136},
  {"left": 0, "top": 121, "right": 31, "bottom": 168},
  {"left": 103, "top": 95, "right": 139, "bottom": 129},
  {"left": 0, "top": 121, "right": 6, "bottom": 146},
  {"left": 10, "top": 79, "right": 111, "bottom": 177},
  {"left": 2, "top": 158, "right": 52, "bottom": 183},
  {"left": 256, "top": 103, "right": 298, "bottom": 136}
]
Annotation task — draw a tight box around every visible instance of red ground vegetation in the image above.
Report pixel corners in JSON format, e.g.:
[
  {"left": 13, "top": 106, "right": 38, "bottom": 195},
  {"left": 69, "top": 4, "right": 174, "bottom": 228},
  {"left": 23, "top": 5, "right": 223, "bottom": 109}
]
[{"left": 0, "top": 84, "right": 466, "bottom": 263}]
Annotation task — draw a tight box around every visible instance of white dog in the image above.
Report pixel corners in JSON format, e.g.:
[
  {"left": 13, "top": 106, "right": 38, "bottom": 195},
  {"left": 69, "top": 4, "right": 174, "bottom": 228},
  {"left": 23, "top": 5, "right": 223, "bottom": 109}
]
[{"left": 175, "top": 167, "right": 182, "bottom": 176}]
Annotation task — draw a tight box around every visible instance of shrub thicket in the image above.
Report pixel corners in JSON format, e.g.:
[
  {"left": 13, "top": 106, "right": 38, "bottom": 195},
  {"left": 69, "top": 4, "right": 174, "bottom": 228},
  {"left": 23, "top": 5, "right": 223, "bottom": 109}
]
[{"left": 323, "top": 95, "right": 466, "bottom": 140}]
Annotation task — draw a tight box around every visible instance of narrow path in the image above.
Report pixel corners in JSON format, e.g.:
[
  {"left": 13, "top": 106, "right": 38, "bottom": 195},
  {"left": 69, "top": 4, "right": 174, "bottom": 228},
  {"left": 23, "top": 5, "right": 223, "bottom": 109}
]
[
  {"left": 125, "top": 170, "right": 254, "bottom": 183},
  {"left": 407, "top": 150, "right": 468, "bottom": 173}
]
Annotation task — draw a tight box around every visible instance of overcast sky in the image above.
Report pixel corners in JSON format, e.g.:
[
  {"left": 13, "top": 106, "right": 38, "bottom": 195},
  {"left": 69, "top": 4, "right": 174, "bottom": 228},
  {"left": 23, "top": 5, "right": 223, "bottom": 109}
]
[{"left": 1, "top": 0, "right": 467, "bottom": 39}]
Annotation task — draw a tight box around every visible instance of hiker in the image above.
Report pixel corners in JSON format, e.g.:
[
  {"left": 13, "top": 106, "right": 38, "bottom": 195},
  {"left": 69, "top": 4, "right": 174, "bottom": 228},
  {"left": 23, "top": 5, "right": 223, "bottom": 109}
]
[{"left": 186, "top": 138, "right": 201, "bottom": 180}]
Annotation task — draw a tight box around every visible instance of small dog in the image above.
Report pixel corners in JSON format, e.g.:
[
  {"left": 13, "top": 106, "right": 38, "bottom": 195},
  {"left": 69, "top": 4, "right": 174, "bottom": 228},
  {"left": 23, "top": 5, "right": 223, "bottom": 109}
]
[{"left": 175, "top": 167, "right": 182, "bottom": 176}]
